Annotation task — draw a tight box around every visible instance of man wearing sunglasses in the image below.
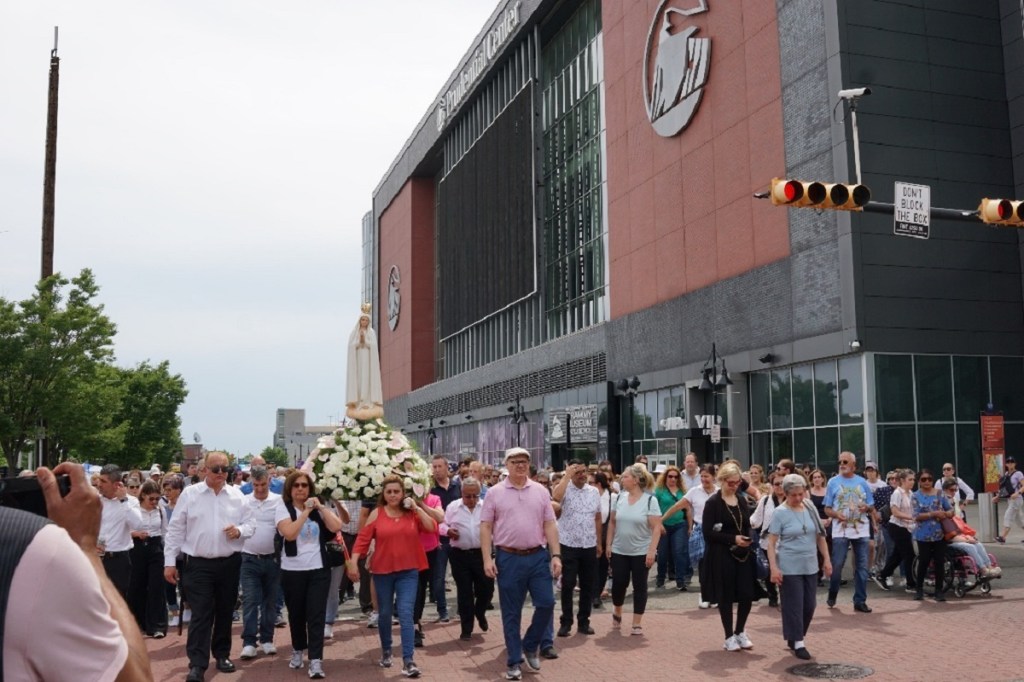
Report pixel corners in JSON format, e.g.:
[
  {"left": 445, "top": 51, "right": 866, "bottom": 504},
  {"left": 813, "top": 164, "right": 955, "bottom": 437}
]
[
  {"left": 822, "top": 452, "right": 875, "bottom": 613},
  {"left": 165, "top": 451, "right": 256, "bottom": 682}
]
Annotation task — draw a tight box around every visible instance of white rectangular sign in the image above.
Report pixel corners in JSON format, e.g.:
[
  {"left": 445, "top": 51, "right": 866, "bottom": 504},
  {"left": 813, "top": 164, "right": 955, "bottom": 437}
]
[{"left": 894, "top": 181, "right": 931, "bottom": 239}]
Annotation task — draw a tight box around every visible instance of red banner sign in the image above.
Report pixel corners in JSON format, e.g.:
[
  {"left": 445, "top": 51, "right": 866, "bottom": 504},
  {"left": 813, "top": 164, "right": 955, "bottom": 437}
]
[{"left": 981, "top": 413, "right": 1005, "bottom": 494}]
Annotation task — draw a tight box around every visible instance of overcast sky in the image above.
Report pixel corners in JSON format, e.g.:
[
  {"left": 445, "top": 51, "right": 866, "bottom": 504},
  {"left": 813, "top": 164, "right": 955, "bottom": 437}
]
[{"left": 0, "top": 1, "right": 498, "bottom": 458}]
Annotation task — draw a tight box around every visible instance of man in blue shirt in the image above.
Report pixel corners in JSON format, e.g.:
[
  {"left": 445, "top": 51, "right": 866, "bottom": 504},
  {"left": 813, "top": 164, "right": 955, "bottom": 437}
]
[
  {"left": 823, "top": 452, "right": 874, "bottom": 613},
  {"left": 240, "top": 456, "right": 284, "bottom": 495}
]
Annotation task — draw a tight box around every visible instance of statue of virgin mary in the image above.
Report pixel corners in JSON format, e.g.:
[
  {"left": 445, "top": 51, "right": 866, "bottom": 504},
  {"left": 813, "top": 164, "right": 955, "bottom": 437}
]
[{"left": 345, "top": 303, "right": 384, "bottom": 421}]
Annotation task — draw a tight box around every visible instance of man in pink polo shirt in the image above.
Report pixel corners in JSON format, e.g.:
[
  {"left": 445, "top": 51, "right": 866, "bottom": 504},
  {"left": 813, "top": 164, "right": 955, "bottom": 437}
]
[{"left": 480, "top": 447, "right": 561, "bottom": 681}]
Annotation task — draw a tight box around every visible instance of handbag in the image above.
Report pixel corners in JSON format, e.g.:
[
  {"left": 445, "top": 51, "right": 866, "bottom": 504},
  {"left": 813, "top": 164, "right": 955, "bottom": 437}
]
[
  {"left": 688, "top": 523, "right": 705, "bottom": 563},
  {"left": 729, "top": 544, "right": 751, "bottom": 562},
  {"left": 324, "top": 531, "right": 351, "bottom": 569},
  {"left": 952, "top": 515, "right": 976, "bottom": 536},
  {"left": 939, "top": 516, "right": 959, "bottom": 541},
  {"left": 755, "top": 545, "right": 770, "bottom": 579}
]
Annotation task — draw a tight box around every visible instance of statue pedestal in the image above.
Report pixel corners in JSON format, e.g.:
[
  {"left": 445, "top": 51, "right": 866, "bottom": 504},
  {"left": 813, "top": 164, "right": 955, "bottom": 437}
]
[{"left": 346, "top": 404, "right": 384, "bottom": 422}]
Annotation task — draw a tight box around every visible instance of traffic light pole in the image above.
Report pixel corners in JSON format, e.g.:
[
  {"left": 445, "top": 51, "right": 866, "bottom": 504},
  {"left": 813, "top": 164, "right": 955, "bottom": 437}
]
[{"left": 860, "top": 201, "right": 980, "bottom": 223}]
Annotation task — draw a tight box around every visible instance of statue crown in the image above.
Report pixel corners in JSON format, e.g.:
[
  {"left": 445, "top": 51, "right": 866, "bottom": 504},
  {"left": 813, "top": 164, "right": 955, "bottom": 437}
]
[{"left": 360, "top": 302, "right": 372, "bottom": 315}]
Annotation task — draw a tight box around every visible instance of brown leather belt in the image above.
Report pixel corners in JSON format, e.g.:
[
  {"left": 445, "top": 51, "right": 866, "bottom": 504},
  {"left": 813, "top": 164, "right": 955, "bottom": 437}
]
[{"left": 497, "top": 545, "right": 543, "bottom": 556}]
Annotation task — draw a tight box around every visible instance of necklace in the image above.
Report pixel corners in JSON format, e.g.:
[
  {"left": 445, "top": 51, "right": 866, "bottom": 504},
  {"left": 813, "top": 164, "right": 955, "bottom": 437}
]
[{"left": 725, "top": 500, "right": 743, "bottom": 533}]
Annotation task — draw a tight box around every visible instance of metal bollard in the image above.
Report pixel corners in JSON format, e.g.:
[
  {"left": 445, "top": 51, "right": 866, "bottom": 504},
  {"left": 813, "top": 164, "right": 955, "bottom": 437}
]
[{"left": 977, "top": 492, "right": 995, "bottom": 542}]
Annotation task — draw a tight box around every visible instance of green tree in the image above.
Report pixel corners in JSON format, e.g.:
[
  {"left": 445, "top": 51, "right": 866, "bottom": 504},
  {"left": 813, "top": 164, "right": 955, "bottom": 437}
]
[
  {"left": 0, "top": 271, "right": 117, "bottom": 467},
  {"left": 103, "top": 361, "right": 188, "bottom": 470},
  {"left": 259, "top": 446, "right": 289, "bottom": 468}
]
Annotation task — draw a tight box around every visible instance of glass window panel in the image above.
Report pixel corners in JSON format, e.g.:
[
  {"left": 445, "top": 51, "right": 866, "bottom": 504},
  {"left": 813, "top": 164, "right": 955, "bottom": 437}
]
[
  {"left": 750, "top": 373, "right": 771, "bottom": 431},
  {"left": 716, "top": 389, "right": 729, "bottom": 429},
  {"left": 1007, "top": 424, "right": 1024, "bottom": 469},
  {"left": 814, "top": 361, "right": 839, "bottom": 425},
  {"left": 954, "top": 423, "right": 981, "bottom": 493},
  {"left": 816, "top": 427, "right": 839, "bottom": 470},
  {"left": 917, "top": 424, "right": 954, "bottom": 478},
  {"left": 641, "top": 391, "right": 657, "bottom": 440},
  {"left": 953, "top": 356, "right": 989, "bottom": 423},
  {"left": 770, "top": 370, "right": 791, "bottom": 429},
  {"left": 751, "top": 432, "right": 772, "bottom": 469},
  {"left": 839, "top": 356, "right": 865, "bottom": 424},
  {"left": 990, "top": 357, "right": 1024, "bottom": 421},
  {"left": 792, "top": 365, "right": 815, "bottom": 428},
  {"left": 772, "top": 431, "right": 793, "bottom": 464},
  {"left": 914, "top": 355, "right": 953, "bottom": 422},
  {"left": 794, "top": 429, "right": 816, "bottom": 467},
  {"left": 878, "top": 425, "right": 916, "bottom": 470},
  {"left": 840, "top": 425, "right": 865, "bottom": 460},
  {"left": 874, "top": 355, "right": 914, "bottom": 423}
]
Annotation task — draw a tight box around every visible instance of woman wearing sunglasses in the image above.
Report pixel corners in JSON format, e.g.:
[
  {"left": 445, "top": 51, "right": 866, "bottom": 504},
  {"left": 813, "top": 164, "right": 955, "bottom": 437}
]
[
  {"left": 911, "top": 469, "right": 953, "bottom": 602},
  {"left": 130, "top": 479, "right": 168, "bottom": 638},
  {"left": 654, "top": 465, "right": 689, "bottom": 590},
  {"left": 276, "top": 471, "right": 343, "bottom": 678}
]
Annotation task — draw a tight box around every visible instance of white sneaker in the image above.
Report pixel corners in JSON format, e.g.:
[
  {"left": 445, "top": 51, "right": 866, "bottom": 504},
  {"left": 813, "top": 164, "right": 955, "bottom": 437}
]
[
  {"left": 182, "top": 609, "right": 192, "bottom": 624},
  {"left": 289, "top": 650, "right": 305, "bottom": 669},
  {"left": 367, "top": 612, "right": 380, "bottom": 628},
  {"left": 261, "top": 642, "right": 277, "bottom": 655},
  {"left": 735, "top": 632, "right": 753, "bottom": 649},
  {"left": 168, "top": 614, "right": 179, "bottom": 628},
  {"left": 698, "top": 601, "right": 711, "bottom": 609},
  {"left": 324, "top": 624, "right": 334, "bottom": 639},
  {"left": 723, "top": 635, "right": 741, "bottom": 652},
  {"left": 240, "top": 645, "right": 258, "bottom": 660},
  {"left": 308, "top": 659, "right": 325, "bottom": 679}
]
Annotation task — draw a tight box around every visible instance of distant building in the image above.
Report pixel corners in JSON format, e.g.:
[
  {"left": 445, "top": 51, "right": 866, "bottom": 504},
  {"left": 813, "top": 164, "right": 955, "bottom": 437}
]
[{"left": 273, "top": 408, "right": 334, "bottom": 466}]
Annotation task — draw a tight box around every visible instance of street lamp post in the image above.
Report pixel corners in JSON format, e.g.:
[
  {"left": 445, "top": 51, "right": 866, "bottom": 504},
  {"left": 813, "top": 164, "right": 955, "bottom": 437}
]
[
  {"left": 697, "top": 343, "right": 733, "bottom": 463},
  {"left": 507, "top": 396, "right": 528, "bottom": 447},
  {"left": 616, "top": 376, "right": 641, "bottom": 465}
]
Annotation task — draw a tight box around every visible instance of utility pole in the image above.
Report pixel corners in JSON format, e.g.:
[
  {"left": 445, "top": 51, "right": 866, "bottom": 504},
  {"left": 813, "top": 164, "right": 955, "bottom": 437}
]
[
  {"left": 41, "top": 27, "right": 60, "bottom": 280},
  {"left": 37, "top": 27, "right": 60, "bottom": 469}
]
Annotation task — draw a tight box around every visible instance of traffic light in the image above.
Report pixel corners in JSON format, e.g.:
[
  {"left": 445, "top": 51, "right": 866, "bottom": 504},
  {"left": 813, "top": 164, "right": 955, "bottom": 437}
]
[
  {"left": 978, "top": 198, "right": 1024, "bottom": 226},
  {"left": 770, "top": 178, "right": 870, "bottom": 210}
]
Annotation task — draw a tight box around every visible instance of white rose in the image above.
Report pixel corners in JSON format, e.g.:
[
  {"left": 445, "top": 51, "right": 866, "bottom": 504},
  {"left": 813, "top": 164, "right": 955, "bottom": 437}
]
[
  {"left": 339, "top": 475, "right": 350, "bottom": 486},
  {"left": 348, "top": 490, "right": 357, "bottom": 498},
  {"left": 331, "top": 488, "right": 345, "bottom": 500},
  {"left": 357, "top": 476, "right": 369, "bottom": 487},
  {"left": 370, "top": 472, "right": 384, "bottom": 485},
  {"left": 403, "top": 478, "right": 414, "bottom": 490},
  {"left": 355, "top": 442, "right": 367, "bottom": 453},
  {"left": 363, "top": 486, "right": 375, "bottom": 498}
]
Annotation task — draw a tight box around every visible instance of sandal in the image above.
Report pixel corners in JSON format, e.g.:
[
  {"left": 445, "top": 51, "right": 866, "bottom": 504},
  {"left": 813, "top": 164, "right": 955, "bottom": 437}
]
[
  {"left": 630, "top": 625, "right": 643, "bottom": 636},
  {"left": 612, "top": 613, "right": 622, "bottom": 627}
]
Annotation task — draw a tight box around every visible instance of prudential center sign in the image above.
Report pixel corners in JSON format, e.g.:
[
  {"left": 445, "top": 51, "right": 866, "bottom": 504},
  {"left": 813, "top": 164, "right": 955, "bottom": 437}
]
[{"left": 643, "top": 0, "right": 712, "bottom": 137}]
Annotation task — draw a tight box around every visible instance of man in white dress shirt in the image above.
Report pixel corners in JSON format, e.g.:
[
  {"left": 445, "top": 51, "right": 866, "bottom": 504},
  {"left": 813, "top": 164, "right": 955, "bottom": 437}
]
[
  {"left": 442, "top": 477, "right": 494, "bottom": 640},
  {"left": 239, "top": 467, "right": 281, "bottom": 660},
  {"left": 165, "top": 451, "right": 255, "bottom": 681},
  {"left": 98, "top": 464, "right": 142, "bottom": 599}
]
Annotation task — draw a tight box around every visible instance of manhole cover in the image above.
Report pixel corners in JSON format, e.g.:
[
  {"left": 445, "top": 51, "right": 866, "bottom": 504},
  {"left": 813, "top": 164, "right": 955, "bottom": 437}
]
[{"left": 787, "top": 663, "right": 873, "bottom": 679}]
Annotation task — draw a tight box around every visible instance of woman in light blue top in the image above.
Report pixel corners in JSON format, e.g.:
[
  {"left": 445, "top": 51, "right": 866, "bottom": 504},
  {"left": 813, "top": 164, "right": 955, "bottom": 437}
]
[
  {"left": 767, "top": 474, "right": 832, "bottom": 662},
  {"left": 605, "top": 464, "right": 663, "bottom": 636}
]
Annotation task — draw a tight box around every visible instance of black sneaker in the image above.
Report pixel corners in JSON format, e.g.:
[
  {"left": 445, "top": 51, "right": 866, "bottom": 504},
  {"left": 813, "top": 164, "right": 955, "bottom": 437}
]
[
  {"left": 414, "top": 629, "right": 424, "bottom": 648},
  {"left": 826, "top": 593, "right": 837, "bottom": 608},
  {"left": 556, "top": 625, "right": 571, "bottom": 637},
  {"left": 505, "top": 664, "right": 523, "bottom": 681},
  {"left": 401, "top": 661, "right": 421, "bottom": 678},
  {"left": 871, "top": 575, "right": 891, "bottom": 591}
]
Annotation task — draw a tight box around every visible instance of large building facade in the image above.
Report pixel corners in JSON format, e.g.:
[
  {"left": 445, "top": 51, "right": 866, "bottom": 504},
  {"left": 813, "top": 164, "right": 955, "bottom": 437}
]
[{"left": 368, "top": 0, "right": 1024, "bottom": 492}]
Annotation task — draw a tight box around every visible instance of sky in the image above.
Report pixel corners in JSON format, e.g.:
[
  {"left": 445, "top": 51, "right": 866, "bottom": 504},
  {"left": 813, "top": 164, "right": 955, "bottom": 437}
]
[{"left": 0, "top": 1, "right": 499, "bottom": 458}]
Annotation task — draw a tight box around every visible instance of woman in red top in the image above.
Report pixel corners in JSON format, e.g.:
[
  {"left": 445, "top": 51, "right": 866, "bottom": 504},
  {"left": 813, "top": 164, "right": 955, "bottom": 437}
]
[{"left": 350, "top": 475, "right": 435, "bottom": 678}]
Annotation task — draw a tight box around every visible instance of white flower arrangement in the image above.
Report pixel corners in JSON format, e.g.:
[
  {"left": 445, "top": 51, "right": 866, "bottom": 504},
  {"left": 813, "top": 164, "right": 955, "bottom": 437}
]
[{"left": 301, "top": 418, "right": 431, "bottom": 502}]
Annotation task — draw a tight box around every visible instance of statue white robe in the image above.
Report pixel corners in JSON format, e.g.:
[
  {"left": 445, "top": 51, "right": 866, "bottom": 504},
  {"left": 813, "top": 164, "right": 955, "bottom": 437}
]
[{"left": 346, "top": 318, "right": 384, "bottom": 420}]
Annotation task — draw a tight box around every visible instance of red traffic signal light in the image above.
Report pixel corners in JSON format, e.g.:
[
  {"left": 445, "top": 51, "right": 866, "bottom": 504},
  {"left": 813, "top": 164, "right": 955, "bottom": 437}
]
[
  {"left": 770, "top": 178, "right": 870, "bottom": 210},
  {"left": 979, "top": 198, "right": 1024, "bottom": 225}
]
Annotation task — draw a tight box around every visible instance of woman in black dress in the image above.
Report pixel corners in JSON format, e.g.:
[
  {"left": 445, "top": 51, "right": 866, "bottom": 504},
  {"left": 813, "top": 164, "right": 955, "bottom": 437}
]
[{"left": 702, "top": 462, "right": 761, "bottom": 651}]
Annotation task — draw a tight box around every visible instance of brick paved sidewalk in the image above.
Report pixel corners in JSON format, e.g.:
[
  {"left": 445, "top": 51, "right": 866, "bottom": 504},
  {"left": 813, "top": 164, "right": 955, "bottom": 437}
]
[{"left": 147, "top": 554, "right": 1022, "bottom": 682}]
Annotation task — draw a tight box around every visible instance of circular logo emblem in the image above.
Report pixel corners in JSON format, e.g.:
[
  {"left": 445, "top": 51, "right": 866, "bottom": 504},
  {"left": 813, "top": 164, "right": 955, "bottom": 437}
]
[
  {"left": 387, "top": 265, "right": 401, "bottom": 331},
  {"left": 643, "top": 0, "right": 711, "bottom": 138}
]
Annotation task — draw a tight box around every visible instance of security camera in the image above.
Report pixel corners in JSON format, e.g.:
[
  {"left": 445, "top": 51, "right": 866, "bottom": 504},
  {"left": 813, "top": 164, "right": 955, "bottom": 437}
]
[
  {"left": 838, "top": 87, "right": 871, "bottom": 100},
  {"left": 850, "top": 340, "right": 862, "bottom": 350}
]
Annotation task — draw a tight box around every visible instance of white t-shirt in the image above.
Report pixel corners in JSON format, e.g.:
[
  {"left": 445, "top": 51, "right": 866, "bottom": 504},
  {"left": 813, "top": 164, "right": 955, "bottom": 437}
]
[
  {"left": 684, "top": 485, "right": 717, "bottom": 526},
  {"left": 274, "top": 504, "right": 324, "bottom": 571}
]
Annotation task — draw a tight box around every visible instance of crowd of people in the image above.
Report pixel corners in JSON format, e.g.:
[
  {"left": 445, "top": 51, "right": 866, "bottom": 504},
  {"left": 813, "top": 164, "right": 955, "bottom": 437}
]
[{"left": 2, "top": 446, "right": 1013, "bottom": 681}]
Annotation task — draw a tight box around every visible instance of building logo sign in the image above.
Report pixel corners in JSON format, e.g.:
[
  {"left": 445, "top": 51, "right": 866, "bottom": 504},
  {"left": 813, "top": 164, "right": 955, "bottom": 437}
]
[
  {"left": 387, "top": 265, "right": 401, "bottom": 331},
  {"left": 643, "top": 0, "right": 711, "bottom": 137},
  {"left": 436, "top": 0, "right": 522, "bottom": 132}
]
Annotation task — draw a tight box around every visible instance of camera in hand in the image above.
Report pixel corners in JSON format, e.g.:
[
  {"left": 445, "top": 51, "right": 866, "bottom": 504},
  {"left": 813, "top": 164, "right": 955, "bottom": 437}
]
[{"left": 0, "top": 474, "right": 71, "bottom": 518}]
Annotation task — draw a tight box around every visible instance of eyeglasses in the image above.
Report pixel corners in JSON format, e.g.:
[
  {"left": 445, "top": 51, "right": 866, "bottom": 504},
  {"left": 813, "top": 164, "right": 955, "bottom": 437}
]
[
  {"left": 508, "top": 459, "right": 529, "bottom": 466},
  {"left": 838, "top": 459, "right": 853, "bottom": 465},
  {"left": 666, "top": 474, "right": 679, "bottom": 479},
  {"left": 128, "top": 485, "right": 139, "bottom": 489},
  {"left": 208, "top": 465, "right": 230, "bottom": 474},
  {"left": 292, "top": 482, "right": 310, "bottom": 488},
  {"left": 918, "top": 477, "right": 933, "bottom": 483},
  {"left": 942, "top": 467, "right": 953, "bottom": 471},
  {"left": 463, "top": 494, "right": 480, "bottom": 499},
  {"left": 145, "top": 496, "right": 161, "bottom": 503},
  {"left": 724, "top": 479, "right": 741, "bottom": 486},
  {"left": 772, "top": 481, "right": 783, "bottom": 486}
]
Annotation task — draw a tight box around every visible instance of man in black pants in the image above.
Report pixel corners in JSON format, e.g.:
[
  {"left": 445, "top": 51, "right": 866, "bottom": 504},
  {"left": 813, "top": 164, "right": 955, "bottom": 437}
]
[
  {"left": 551, "top": 460, "right": 602, "bottom": 637},
  {"left": 443, "top": 477, "right": 494, "bottom": 640},
  {"left": 97, "top": 464, "right": 141, "bottom": 599},
  {"left": 165, "top": 451, "right": 255, "bottom": 682}
]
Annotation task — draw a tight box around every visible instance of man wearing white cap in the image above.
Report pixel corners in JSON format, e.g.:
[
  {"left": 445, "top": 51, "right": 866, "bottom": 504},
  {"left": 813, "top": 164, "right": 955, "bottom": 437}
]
[{"left": 480, "top": 448, "right": 561, "bottom": 681}]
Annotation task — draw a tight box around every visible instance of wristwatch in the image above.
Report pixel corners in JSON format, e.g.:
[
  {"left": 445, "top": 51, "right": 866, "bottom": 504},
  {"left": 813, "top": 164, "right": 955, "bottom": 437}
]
[{"left": 551, "top": 554, "right": 561, "bottom": 559}]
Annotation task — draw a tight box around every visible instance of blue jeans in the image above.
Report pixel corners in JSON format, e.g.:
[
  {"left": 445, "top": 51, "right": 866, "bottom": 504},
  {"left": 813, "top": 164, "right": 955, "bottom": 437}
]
[
  {"left": 495, "top": 549, "right": 555, "bottom": 667},
  {"left": 374, "top": 569, "right": 418, "bottom": 663},
  {"left": 829, "top": 537, "right": 869, "bottom": 605},
  {"left": 240, "top": 554, "right": 280, "bottom": 647},
  {"left": 432, "top": 541, "right": 450, "bottom": 619},
  {"left": 656, "top": 523, "right": 689, "bottom": 587}
]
